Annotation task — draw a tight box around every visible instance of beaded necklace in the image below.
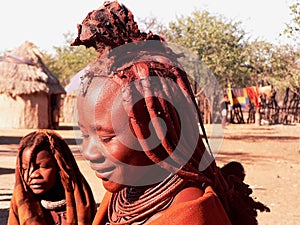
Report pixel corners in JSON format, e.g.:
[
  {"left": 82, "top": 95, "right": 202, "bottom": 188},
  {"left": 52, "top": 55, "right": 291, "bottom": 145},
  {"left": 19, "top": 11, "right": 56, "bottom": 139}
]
[
  {"left": 41, "top": 199, "right": 67, "bottom": 225},
  {"left": 108, "top": 174, "right": 187, "bottom": 225},
  {"left": 41, "top": 199, "right": 66, "bottom": 210}
]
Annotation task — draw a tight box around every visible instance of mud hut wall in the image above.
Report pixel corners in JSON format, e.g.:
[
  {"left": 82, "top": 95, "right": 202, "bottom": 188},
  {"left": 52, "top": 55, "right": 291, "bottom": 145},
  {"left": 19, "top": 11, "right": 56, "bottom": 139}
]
[
  {"left": 60, "top": 93, "right": 77, "bottom": 125},
  {"left": 0, "top": 93, "right": 49, "bottom": 129},
  {"left": 0, "top": 94, "right": 25, "bottom": 128}
]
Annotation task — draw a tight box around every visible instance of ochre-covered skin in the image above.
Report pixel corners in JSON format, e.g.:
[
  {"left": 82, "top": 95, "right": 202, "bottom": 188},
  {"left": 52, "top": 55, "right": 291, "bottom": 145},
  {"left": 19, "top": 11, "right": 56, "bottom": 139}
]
[
  {"left": 73, "top": 1, "right": 270, "bottom": 225},
  {"left": 8, "top": 130, "right": 97, "bottom": 225}
]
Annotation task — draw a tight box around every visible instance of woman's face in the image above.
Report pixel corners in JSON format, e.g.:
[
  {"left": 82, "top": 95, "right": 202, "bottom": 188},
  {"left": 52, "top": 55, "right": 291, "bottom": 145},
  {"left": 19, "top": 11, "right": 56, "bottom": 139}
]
[
  {"left": 77, "top": 77, "right": 158, "bottom": 192},
  {"left": 22, "top": 149, "right": 57, "bottom": 195}
]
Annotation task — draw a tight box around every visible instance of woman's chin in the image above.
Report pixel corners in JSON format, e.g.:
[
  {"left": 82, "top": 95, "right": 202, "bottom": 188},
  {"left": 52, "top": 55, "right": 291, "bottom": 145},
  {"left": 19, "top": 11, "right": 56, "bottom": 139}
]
[
  {"left": 93, "top": 170, "right": 124, "bottom": 192},
  {"left": 102, "top": 179, "right": 125, "bottom": 193}
]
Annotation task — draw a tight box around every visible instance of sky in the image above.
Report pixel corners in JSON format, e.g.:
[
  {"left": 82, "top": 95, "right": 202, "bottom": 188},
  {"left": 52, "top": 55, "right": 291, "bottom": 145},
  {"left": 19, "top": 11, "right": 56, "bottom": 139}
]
[{"left": 0, "top": 0, "right": 296, "bottom": 54}]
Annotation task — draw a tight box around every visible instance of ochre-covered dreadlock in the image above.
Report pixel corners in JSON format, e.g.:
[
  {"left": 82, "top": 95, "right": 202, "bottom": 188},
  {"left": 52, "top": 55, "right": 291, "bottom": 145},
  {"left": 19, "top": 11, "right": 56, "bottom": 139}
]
[
  {"left": 108, "top": 51, "right": 269, "bottom": 225},
  {"left": 73, "top": 1, "right": 270, "bottom": 225}
]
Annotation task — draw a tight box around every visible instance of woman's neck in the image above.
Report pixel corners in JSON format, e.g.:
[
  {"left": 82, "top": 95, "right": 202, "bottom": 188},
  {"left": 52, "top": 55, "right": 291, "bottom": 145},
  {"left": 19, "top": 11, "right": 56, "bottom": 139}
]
[{"left": 108, "top": 174, "right": 187, "bottom": 225}]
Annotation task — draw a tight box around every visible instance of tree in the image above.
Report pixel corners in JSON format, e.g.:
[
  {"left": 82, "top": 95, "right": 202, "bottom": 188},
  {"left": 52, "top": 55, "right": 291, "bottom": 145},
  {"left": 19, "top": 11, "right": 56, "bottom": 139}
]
[
  {"left": 138, "top": 16, "right": 168, "bottom": 35},
  {"left": 242, "top": 40, "right": 275, "bottom": 85},
  {"left": 283, "top": 0, "right": 300, "bottom": 93},
  {"left": 284, "top": 0, "right": 300, "bottom": 41},
  {"left": 43, "top": 33, "right": 97, "bottom": 86},
  {"left": 243, "top": 39, "right": 300, "bottom": 91},
  {"left": 164, "top": 10, "right": 251, "bottom": 89}
]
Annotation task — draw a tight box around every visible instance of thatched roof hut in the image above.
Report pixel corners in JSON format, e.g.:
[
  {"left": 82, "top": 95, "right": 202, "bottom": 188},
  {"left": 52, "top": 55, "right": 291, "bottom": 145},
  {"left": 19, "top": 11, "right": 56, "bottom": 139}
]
[{"left": 0, "top": 41, "right": 65, "bottom": 129}]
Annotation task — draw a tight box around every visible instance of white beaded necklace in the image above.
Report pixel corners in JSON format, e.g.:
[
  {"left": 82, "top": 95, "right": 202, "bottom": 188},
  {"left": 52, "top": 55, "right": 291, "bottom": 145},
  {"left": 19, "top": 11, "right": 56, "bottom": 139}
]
[{"left": 41, "top": 199, "right": 66, "bottom": 210}]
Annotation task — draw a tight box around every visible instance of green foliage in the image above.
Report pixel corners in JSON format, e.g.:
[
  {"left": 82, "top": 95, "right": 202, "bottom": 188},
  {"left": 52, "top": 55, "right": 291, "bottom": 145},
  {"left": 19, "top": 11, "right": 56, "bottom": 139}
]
[
  {"left": 243, "top": 40, "right": 300, "bottom": 91},
  {"left": 161, "top": 9, "right": 300, "bottom": 93},
  {"left": 165, "top": 10, "right": 251, "bottom": 89},
  {"left": 43, "top": 33, "right": 97, "bottom": 87}
]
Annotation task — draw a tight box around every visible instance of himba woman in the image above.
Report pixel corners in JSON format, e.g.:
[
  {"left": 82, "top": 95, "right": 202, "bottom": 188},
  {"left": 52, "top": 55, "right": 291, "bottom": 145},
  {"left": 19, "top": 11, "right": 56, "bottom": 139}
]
[
  {"left": 72, "top": 1, "right": 270, "bottom": 225},
  {"left": 8, "top": 130, "right": 97, "bottom": 225}
]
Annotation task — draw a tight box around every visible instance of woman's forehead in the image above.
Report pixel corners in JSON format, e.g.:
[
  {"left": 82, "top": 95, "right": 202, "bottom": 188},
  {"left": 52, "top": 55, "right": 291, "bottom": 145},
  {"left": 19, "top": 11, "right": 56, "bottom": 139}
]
[
  {"left": 22, "top": 147, "right": 52, "bottom": 162},
  {"left": 77, "top": 77, "right": 124, "bottom": 127},
  {"left": 35, "top": 149, "right": 53, "bottom": 160},
  {"left": 80, "top": 77, "right": 121, "bottom": 105}
]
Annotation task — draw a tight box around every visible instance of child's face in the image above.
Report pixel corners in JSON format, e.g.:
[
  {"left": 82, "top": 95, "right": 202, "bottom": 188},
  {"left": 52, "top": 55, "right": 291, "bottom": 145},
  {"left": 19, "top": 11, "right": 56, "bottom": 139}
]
[{"left": 22, "top": 148, "right": 57, "bottom": 195}]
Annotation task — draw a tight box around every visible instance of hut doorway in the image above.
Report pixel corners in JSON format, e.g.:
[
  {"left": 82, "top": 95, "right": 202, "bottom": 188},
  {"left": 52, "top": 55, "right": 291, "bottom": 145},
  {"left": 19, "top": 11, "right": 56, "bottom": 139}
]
[{"left": 50, "top": 94, "right": 61, "bottom": 129}]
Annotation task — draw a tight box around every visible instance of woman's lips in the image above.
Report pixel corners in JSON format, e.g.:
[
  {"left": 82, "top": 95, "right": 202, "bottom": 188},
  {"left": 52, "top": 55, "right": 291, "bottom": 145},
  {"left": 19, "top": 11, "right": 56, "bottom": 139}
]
[
  {"left": 95, "top": 171, "right": 109, "bottom": 180},
  {"left": 90, "top": 164, "right": 115, "bottom": 179},
  {"left": 29, "top": 183, "right": 44, "bottom": 189},
  {"left": 95, "top": 169, "right": 114, "bottom": 180}
]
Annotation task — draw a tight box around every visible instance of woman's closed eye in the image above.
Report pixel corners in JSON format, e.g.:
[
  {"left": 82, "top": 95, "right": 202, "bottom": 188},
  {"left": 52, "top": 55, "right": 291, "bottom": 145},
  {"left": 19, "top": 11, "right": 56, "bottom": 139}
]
[
  {"left": 81, "top": 133, "right": 90, "bottom": 139},
  {"left": 101, "top": 135, "right": 115, "bottom": 143},
  {"left": 39, "top": 163, "right": 52, "bottom": 169}
]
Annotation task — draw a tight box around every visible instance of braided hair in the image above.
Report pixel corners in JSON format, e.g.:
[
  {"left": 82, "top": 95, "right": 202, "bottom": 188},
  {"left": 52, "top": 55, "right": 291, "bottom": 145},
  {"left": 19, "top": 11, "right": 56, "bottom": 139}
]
[
  {"left": 71, "top": 0, "right": 162, "bottom": 53},
  {"left": 73, "top": 1, "right": 270, "bottom": 224},
  {"left": 18, "top": 130, "right": 80, "bottom": 190},
  {"left": 13, "top": 129, "right": 97, "bottom": 224}
]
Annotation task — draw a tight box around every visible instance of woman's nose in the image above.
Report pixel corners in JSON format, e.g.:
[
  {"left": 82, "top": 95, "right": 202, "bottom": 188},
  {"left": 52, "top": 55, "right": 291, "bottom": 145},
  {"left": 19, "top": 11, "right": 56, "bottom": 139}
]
[
  {"left": 29, "top": 168, "right": 41, "bottom": 178},
  {"left": 82, "top": 136, "right": 105, "bottom": 162}
]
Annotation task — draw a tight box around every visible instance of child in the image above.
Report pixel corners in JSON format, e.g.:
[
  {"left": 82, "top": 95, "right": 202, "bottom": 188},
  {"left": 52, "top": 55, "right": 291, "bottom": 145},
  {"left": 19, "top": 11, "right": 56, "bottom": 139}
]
[
  {"left": 8, "top": 129, "right": 97, "bottom": 225},
  {"left": 72, "top": 1, "right": 269, "bottom": 224}
]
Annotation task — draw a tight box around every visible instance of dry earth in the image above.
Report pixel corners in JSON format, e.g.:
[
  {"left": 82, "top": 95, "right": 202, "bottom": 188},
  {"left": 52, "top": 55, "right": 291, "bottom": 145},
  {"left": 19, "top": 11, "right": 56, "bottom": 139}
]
[{"left": 0, "top": 123, "right": 299, "bottom": 225}]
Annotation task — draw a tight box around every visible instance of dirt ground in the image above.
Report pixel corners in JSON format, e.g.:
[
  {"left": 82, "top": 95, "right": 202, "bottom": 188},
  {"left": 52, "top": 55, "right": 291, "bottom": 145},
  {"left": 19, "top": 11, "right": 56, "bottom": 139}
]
[{"left": 0, "top": 123, "right": 299, "bottom": 225}]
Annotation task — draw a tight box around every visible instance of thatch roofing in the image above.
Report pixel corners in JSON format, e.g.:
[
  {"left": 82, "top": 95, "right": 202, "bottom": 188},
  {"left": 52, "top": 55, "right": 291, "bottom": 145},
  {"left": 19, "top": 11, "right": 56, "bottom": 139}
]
[{"left": 0, "top": 41, "right": 65, "bottom": 97}]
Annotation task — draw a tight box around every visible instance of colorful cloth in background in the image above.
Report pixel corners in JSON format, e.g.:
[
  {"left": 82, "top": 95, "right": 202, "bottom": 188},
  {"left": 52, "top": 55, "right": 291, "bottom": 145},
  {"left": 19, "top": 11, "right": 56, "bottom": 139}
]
[
  {"left": 246, "top": 86, "right": 260, "bottom": 107},
  {"left": 227, "top": 88, "right": 249, "bottom": 108}
]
